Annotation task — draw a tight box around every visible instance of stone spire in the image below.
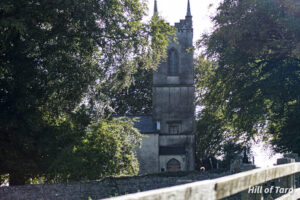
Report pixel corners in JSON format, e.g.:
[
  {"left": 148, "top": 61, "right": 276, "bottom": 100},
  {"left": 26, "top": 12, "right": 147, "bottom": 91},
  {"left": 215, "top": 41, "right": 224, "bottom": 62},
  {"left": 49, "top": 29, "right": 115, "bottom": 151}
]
[
  {"left": 154, "top": 0, "right": 158, "bottom": 15},
  {"left": 186, "top": 0, "right": 191, "bottom": 17}
]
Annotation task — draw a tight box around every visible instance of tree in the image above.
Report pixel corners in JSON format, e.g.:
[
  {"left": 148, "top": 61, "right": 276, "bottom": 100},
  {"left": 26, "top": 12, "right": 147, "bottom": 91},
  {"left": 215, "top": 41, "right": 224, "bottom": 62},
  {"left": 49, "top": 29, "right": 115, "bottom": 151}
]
[
  {"left": 0, "top": 0, "right": 174, "bottom": 185},
  {"left": 194, "top": 56, "right": 225, "bottom": 159},
  {"left": 198, "top": 0, "right": 300, "bottom": 154},
  {"left": 47, "top": 118, "right": 142, "bottom": 182},
  {"left": 194, "top": 55, "right": 249, "bottom": 169},
  {"left": 97, "top": 14, "right": 175, "bottom": 116},
  {"left": 105, "top": 66, "right": 153, "bottom": 115}
]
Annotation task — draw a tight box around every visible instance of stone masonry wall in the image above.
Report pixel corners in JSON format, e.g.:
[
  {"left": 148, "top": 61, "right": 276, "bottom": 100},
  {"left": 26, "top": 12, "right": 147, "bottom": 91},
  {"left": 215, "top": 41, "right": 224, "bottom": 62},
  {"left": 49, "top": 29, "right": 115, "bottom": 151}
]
[{"left": 0, "top": 171, "right": 228, "bottom": 200}]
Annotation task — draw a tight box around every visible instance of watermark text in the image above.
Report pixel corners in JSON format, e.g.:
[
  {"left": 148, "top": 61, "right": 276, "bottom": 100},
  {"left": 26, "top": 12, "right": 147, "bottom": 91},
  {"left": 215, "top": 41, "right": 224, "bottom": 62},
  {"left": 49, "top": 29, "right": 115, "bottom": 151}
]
[{"left": 248, "top": 186, "right": 294, "bottom": 194}]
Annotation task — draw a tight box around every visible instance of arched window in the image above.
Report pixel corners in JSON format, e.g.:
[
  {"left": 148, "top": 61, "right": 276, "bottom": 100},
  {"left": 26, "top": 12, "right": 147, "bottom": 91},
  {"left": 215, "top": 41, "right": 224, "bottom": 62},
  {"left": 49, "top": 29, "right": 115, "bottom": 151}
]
[
  {"left": 166, "top": 158, "right": 181, "bottom": 172},
  {"left": 168, "top": 48, "right": 179, "bottom": 75}
]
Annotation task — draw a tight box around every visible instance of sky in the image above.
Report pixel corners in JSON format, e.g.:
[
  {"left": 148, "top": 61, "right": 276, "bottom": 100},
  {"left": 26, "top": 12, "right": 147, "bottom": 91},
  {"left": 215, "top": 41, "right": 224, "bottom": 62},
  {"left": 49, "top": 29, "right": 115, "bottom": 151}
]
[{"left": 144, "top": 0, "right": 222, "bottom": 43}]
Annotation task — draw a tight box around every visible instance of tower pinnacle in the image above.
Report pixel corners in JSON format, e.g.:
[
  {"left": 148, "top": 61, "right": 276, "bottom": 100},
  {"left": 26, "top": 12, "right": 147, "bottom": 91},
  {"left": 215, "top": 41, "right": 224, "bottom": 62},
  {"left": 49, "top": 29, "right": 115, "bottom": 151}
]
[
  {"left": 186, "top": 0, "right": 191, "bottom": 17},
  {"left": 154, "top": 0, "right": 158, "bottom": 15}
]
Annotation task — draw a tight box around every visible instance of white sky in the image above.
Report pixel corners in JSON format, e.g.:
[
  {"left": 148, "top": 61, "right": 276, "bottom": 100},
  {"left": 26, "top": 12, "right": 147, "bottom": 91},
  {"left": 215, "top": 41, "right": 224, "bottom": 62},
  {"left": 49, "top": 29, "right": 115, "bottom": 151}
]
[{"left": 144, "top": 0, "right": 222, "bottom": 42}]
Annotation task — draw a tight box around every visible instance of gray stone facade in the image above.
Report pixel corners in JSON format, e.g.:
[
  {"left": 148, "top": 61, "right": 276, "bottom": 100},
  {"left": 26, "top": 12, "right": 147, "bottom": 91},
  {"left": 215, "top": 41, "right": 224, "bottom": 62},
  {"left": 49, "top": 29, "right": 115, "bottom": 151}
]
[
  {"left": 136, "top": 134, "right": 159, "bottom": 174},
  {"left": 136, "top": 0, "right": 195, "bottom": 174}
]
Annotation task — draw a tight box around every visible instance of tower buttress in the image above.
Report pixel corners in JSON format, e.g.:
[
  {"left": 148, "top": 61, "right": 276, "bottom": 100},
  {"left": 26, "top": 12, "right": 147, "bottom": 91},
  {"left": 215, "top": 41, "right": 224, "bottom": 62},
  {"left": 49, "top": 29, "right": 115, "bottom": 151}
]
[
  {"left": 186, "top": 0, "right": 191, "bottom": 17},
  {"left": 154, "top": 0, "right": 158, "bottom": 15}
]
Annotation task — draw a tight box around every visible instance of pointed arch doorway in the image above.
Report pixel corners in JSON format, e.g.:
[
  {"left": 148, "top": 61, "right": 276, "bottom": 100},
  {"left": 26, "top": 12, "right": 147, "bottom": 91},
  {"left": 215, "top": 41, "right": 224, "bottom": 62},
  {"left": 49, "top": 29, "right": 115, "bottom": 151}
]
[{"left": 166, "top": 158, "right": 181, "bottom": 172}]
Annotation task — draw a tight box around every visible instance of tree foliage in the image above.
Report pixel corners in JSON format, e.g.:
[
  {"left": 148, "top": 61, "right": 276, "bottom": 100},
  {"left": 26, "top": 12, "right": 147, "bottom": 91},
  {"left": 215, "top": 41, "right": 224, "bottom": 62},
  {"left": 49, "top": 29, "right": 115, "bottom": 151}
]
[
  {"left": 194, "top": 56, "right": 225, "bottom": 158},
  {"left": 105, "top": 66, "right": 153, "bottom": 115},
  {"left": 0, "top": 0, "right": 174, "bottom": 185},
  {"left": 198, "top": 0, "right": 300, "bottom": 154},
  {"left": 194, "top": 56, "right": 248, "bottom": 165},
  {"left": 99, "top": 14, "right": 175, "bottom": 116},
  {"left": 48, "top": 118, "right": 141, "bottom": 182}
]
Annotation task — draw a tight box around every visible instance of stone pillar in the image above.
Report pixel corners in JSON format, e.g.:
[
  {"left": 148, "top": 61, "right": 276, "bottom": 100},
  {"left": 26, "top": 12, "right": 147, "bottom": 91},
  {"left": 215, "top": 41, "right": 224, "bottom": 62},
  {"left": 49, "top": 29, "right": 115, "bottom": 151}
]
[
  {"left": 274, "top": 158, "right": 296, "bottom": 198},
  {"left": 284, "top": 153, "right": 300, "bottom": 187}
]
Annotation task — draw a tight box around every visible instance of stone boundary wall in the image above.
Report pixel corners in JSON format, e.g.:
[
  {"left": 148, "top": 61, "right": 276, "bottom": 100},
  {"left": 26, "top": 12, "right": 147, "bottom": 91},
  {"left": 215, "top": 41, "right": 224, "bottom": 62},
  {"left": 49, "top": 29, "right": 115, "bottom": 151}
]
[
  {"left": 0, "top": 171, "right": 228, "bottom": 200},
  {"left": 105, "top": 162, "right": 300, "bottom": 200}
]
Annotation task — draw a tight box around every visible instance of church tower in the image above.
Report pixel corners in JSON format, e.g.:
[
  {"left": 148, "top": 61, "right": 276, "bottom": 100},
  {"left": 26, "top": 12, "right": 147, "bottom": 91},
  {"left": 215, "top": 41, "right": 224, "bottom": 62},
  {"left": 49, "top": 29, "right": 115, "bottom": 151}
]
[{"left": 152, "top": 0, "right": 195, "bottom": 171}]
